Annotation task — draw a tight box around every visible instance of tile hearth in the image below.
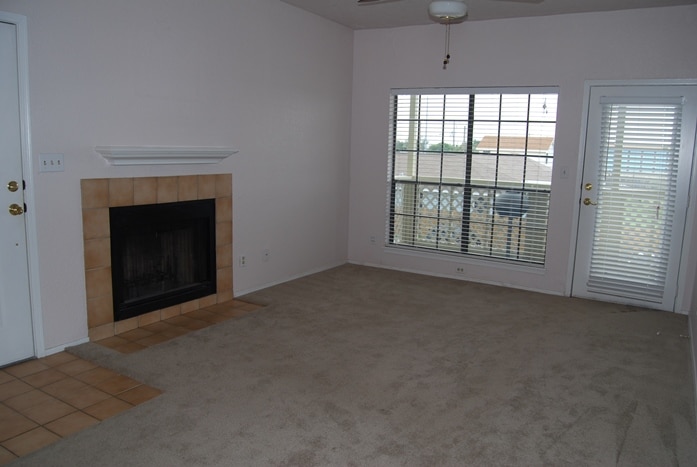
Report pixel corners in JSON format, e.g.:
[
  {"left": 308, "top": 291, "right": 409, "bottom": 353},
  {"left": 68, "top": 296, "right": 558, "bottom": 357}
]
[{"left": 93, "top": 299, "right": 263, "bottom": 354}]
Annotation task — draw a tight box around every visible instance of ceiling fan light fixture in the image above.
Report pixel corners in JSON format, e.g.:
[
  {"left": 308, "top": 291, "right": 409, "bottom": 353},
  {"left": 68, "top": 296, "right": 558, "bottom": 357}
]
[{"left": 428, "top": 0, "right": 467, "bottom": 23}]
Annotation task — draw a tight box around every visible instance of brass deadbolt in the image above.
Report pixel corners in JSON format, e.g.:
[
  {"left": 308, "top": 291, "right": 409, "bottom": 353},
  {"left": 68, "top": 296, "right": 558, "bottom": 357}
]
[
  {"left": 9, "top": 203, "right": 24, "bottom": 216},
  {"left": 7, "top": 181, "right": 19, "bottom": 192},
  {"left": 583, "top": 198, "right": 597, "bottom": 206}
]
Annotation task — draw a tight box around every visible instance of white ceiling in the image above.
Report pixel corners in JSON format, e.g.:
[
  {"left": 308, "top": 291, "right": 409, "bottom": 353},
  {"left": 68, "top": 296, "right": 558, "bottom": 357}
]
[{"left": 280, "top": 0, "right": 697, "bottom": 29}]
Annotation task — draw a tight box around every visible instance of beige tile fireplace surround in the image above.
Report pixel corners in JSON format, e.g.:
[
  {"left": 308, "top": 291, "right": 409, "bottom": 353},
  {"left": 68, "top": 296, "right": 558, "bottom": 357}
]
[{"left": 81, "top": 174, "right": 233, "bottom": 342}]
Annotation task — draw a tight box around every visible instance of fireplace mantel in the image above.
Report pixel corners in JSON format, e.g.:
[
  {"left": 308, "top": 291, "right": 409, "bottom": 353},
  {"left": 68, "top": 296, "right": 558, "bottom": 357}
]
[{"left": 95, "top": 146, "right": 238, "bottom": 166}]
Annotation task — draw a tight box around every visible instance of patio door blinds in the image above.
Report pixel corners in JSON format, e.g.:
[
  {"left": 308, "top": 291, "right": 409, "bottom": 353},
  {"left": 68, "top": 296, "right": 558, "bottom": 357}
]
[{"left": 586, "top": 97, "right": 683, "bottom": 302}]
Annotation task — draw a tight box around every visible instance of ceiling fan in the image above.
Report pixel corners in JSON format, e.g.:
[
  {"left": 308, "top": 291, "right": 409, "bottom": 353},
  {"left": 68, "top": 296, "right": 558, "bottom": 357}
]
[
  {"left": 357, "top": 0, "right": 543, "bottom": 68},
  {"left": 358, "top": 0, "right": 544, "bottom": 3},
  {"left": 357, "top": 0, "right": 544, "bottom": 24}
]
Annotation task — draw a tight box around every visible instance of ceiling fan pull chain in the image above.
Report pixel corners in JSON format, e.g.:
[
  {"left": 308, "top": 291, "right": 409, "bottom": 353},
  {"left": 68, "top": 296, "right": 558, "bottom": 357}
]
[{"left": 443, "top": 22, "right": 451, "bottom": 69}]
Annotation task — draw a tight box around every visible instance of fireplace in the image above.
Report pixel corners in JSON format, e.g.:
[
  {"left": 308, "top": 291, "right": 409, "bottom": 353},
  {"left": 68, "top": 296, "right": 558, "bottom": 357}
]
[
  {"left": 110, "top": 199, "right": 217, "bottom": 321},
  {"left": 81, "top": 175, "right": 233, "bottom": 342}
]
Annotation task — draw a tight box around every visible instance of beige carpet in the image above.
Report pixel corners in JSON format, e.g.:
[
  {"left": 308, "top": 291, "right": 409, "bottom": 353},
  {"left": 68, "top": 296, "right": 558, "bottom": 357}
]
[{"left": 15, "top": 264, "right": 696, "bottom": 466}]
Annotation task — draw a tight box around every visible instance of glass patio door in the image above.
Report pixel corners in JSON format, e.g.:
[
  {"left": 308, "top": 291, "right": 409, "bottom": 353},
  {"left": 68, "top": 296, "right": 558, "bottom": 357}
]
[{"left": 572, "top": 84, "right": 697, "bottom": 311}]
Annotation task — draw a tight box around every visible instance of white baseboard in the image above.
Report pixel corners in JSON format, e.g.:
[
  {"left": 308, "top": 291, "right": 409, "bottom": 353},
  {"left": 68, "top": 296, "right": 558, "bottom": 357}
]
[
  {"left": 690, "top": 314, "right": 697, "bottom": 431},
  {"left": 349, "top": 260, "right": 565, "bottom": 297},
  {"left": 234, "top": 261, "right": 347, "bottom": 298}
]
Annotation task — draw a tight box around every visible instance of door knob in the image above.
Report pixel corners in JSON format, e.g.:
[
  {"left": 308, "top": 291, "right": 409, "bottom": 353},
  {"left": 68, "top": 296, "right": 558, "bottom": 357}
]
[
  {"left": 583, "top": 198, "right": 597, "bottom": 206},
  {"left": 9, "top": 203, "right": 24, "bottom": 216},
  {"left": 7, "top": 181, "right": 19, "bottom": 192}
]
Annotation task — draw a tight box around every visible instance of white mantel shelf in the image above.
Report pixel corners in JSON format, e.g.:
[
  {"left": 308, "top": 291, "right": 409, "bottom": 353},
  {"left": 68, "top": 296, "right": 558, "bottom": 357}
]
[{"left": 95, "top": 146, "right": 238, "bottom": 166}]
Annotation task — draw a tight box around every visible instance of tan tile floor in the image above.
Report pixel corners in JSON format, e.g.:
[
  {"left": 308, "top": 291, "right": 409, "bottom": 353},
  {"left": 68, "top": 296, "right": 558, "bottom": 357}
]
[
  {"left": 0, "top": 300, "right": 263, "bottom": 464},
  {"left": 0, "top": 352, "right": 161, "bottom": 464}
]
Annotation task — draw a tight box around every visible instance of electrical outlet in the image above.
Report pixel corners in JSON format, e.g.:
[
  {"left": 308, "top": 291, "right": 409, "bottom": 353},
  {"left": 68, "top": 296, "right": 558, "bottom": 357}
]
[
  {"left": 239, "top": 255, "right": 247, "bottom": 268},
  {"left": 39, "top": 153, "right": 65, "bottom": 172},
  {"left": 370, "top": 236, "right": 376, "bottom": 245},
  {"left": 262, "top": 249, "right": 270, "bottom": 262}
]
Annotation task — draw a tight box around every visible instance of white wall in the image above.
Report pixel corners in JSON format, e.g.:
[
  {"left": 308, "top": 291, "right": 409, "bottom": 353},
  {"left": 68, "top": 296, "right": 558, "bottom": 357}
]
[
  {"left": 348, "top": 6, "right": 697, "bottom": 306},
  {"left": 0, "top": 0, "right": 353, "bottom": 351}
]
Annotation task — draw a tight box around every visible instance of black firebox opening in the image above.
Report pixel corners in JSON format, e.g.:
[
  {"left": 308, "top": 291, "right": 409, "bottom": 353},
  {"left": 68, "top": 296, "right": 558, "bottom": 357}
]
[{"left": 110, "top": 199, "right": 217, "bottom": 322}]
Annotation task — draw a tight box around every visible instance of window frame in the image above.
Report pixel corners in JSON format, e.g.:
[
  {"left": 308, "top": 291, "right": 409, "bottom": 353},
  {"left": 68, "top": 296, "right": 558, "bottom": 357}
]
[{"left": 386, "top": 87, "right": 559, "bottom": 266}]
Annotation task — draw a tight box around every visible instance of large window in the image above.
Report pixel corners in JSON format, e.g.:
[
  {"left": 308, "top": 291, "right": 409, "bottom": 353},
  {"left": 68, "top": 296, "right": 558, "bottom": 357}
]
[{"left": 387, "top": 88, "right": 558, "bottom": 265}]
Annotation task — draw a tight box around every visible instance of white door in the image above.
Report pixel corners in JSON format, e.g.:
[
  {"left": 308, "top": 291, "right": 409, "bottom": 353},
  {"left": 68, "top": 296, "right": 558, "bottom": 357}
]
[
  {"left": 572, "top": 84, "right": 697, "bottom": 312},
  {"left": 0, "top": 19, "right": 35, "bottom": 366}
]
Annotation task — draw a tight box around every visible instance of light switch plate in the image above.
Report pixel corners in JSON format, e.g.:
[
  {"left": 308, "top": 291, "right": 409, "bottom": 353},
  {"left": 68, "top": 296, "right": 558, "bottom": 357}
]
[{"left": 39, "top": 153, "right": 65, "bottom": 172}]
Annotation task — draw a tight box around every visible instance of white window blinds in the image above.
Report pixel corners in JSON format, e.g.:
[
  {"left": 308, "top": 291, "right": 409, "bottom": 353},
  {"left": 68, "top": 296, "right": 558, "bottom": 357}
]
[
  {"left": 387, "top": 89, "right": 558, "bottom": 265},
  {"left": 586, "top": 98, "right": 683, "bottom": 302}
]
